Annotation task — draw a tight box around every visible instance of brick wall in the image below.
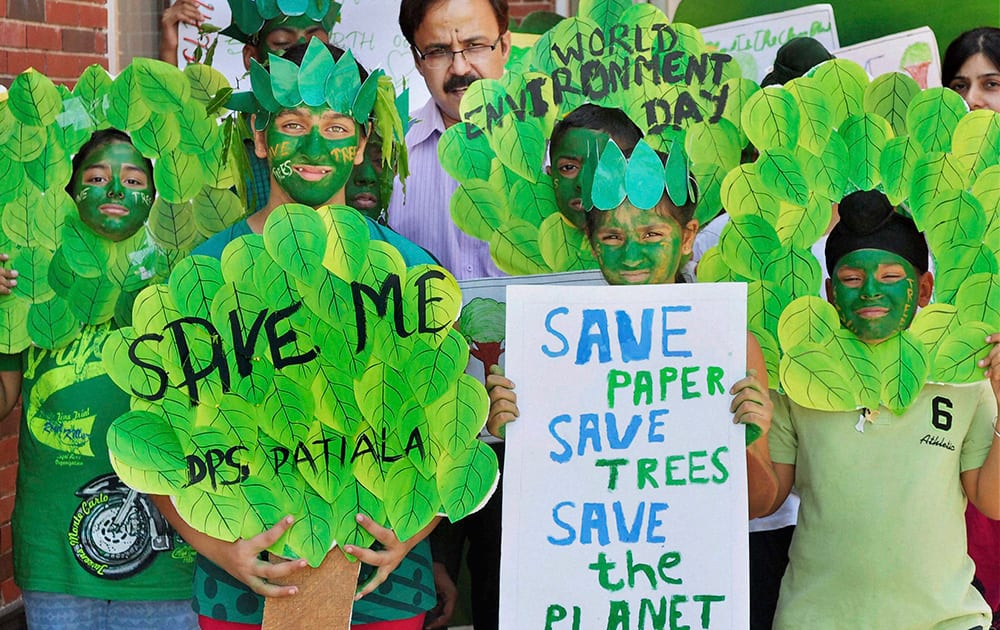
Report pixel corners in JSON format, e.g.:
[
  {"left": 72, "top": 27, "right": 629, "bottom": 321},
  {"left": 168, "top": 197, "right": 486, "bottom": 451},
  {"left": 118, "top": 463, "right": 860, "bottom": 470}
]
[
  {"left": 0, "top": 0, "right": 109, "bottom": 87},
  {"left": 0, "top": 405, "right": 17, "bottom": 614}
]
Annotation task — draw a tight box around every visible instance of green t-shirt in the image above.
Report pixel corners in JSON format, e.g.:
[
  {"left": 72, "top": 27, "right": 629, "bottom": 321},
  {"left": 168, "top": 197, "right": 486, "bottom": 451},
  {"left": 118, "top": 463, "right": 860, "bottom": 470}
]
[
  {"left": 769, "top": 382, "right": 995, "bottom": 629},
  {"left": 3, "top": 323, "right": 195, "bottom": 600},
  {"left": 189, "top": 214, "right": 438, "bottom": 625}
]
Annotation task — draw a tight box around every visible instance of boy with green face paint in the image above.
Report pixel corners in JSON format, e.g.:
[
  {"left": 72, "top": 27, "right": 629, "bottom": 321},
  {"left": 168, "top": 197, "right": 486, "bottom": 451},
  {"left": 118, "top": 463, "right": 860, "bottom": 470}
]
[
  {"left": 150, "top": 40, "right": 439, "bottom": 630},
  {"left": 765, "top": 189, "right": 1000, "bottom": 628},
  {"left": 346, "top": 135, "right": 392, "bottom": 223},
  {"left": 547, "top": 104, "right": 643, "bottom": 229}
]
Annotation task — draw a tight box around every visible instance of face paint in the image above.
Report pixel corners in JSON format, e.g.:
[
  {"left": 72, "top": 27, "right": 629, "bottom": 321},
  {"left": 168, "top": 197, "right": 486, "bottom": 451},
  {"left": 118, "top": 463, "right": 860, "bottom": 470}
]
[
  {"left": 260, "top": 15, "right": 329, "bottom": 57},
  {"left": 72, "top": 142, "right": 154, "bottom": 242},
  {"left": 589, "top": 200, "right": 689, "bottom": 285},
  {"left": 267, "top": 105, "right": 360, "bottom": 207},
  {"left": 549, "top": 127, "right": 609, "bottom": 228},
  {"left": 830, "top": 249, "right": 920, "bottom": 343},
  {"left": 345, "top": 139, "right": 385, "bottom": 220}
]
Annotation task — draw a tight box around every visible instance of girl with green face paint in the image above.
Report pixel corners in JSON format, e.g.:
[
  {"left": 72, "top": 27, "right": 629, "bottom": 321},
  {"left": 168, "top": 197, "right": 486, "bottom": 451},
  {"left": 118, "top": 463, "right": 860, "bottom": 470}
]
[
  {"left": 70, "top": 132, "right": 155, "bottom": 242},
  {"left": 829, "top": 249, "right": 924, "bottom": 343},
  {"left": 262, "top": 104, "right": 365, "bottom": 208},
  {"left": 586, "top": 197, "right": 698, "bottom": 286}
]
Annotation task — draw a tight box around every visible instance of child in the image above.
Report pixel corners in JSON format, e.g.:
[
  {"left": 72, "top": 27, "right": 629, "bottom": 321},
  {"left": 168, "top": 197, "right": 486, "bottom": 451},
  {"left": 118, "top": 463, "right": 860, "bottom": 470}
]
[
  {"left": 0, "top": 130, "right": 197, "bottom": 629},
  {"left": 487, "top": 137, "right": 779, "bottom": 519},
  {"left": 767, "top": 189, "right": 1000, "bottom": 628},
  {"left": 153, "top": 41, "right": 439, "bottom": 630}
]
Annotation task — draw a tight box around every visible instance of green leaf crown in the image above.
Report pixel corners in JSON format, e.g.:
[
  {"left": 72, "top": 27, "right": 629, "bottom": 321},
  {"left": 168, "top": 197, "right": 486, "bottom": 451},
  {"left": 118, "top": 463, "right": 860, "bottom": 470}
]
[
  {"left": 222, "top": 0, "right": 342, "bottom": 45},
  {"left": 0, "top": 60, "right": 244, "bottom": 353},
  {"left": 590, "top": 137, "right": 696, "bottom": 212}
]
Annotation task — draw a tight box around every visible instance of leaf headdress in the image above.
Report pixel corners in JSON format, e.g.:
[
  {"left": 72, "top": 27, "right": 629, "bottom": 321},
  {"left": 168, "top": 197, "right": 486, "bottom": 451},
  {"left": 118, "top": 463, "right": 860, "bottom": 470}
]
[
  {"left": 590, "top": 137, "right": 697, "bottom": 212},
  {"left": 0, "top": 60, "right": 243, "bottom": 353},
  {"left": 227, "top": 38, "right": 408, "bottom": 185},
  {"left": 222, "top": 0, "right": 342, "bottom": 45}
]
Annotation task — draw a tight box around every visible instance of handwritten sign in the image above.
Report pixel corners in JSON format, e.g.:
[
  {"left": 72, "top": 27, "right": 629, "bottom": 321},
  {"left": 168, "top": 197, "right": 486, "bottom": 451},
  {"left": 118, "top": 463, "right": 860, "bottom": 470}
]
[
  {"left": 175, "top": 0, "right": 430, "bottom": 110},
  {"left": 500, "top": 283, "right": 750, "bottom": 629},
  {"left": 699, "top": 4, "right": 839, "bottom": 84},
  {"left": 834, "top": 27, "right": 941, "bottom": 89}
]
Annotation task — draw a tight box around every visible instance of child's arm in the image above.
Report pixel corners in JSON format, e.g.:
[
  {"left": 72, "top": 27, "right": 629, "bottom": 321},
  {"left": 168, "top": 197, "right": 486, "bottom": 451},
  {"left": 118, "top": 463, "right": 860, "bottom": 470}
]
[
  {"left": 0, "top": 370, "right": 22, "bottom": 424},
  {"left": 486, "top": 365, "right": 518, "bottom": 439},
  {"left": 150, "top": 495, "right": 306, "bottom": 597},
  {"left": 732, "top": 333, "right": 779, "bottom": 519},
  {"left": 347, "top": 516, "right": 441, "bottom": 600},
  {"left": 963, "top": 332, "right": 1000, "bottom": 519}
]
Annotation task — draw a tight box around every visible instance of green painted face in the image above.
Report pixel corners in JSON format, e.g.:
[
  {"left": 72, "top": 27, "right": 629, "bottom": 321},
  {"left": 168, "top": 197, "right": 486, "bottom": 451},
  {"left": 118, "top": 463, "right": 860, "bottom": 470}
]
[
  {"left": 589, "top": 199, "right": 689, "bottom": 285},
  {"left": 72, "top": 141, "right": 154, "bottom": 242},
  {"left": 549, "top": 127, "right": 609, "bottom": 228},
  {"left": 259, "top": 15, "right": 329, "bottom": 57},
  {"left": 830, "top": 249, "right": 921, "bottom": 343},
  {"left": 266, "top": 105, "right": 361, "bottom": 207},
  {"left": 345, "top": 138, "right": 386, "bottom": 221}
]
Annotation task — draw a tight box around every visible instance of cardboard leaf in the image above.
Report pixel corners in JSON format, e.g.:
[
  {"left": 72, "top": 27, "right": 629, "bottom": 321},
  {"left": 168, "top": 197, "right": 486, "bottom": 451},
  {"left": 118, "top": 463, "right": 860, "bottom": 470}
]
[
  {"left": 909, "top": 152, "right": 968, "bottom": 216},
  {"left": 717, "top": 214, "right": 780, "bottom": 279},
  {"left": 133, "top": 58, "right": 191, "bottom": 114},
  {"left": 437, "top": 440, "right": 498, "bottom": 522},
  {"left": 742, "top": 87, "right": 800, "bottom": 151},
  {"left": 450, "top": 179, "right": 507, "bottom": 241},
  {"left": 155, "top": 151, "right": 206, "bottom": 204},
  {"left": 538, "top": 213, "right": 594, "bottom": 272},
  {"left": 26, "top": 297, "right": 80, "bottom": 349},
  {"left": 132, "top": 111, "right": 181, "bottom": 157},
  {"left": 785, "top": 76, "right": 833, "bottom": 155},
  {"left": 148, "top": 198, "right": 198, "bottom": 251},
  {"left": 951, "top": 110, "right": 1000, "bottom": 181},
  {"left": 319, "top": 206, "right": 370, "bottom": 282},
  {"left": 811, "top": 59, "right": 868, "bottom": 127},
  {"left": 831, "top": 329, "right": 880, "bottom": 410},
  {"left": 910, "top": 303, "right": 960, "bottom": 357},
  {"left": 954, "top": 273, "right": 1000, "bottom": 327},
  {"left": 839, "top": 114, "right": 892, "bottom": 192},
  {"left": 906, "top": 87, "right": 967, "bottom": 153},
  {"left": 383, "top": 459, "right": 438, "bottom": 542},
  {"left": 438, "top": 123, "right": 494, "bottom": 183},
  {"left": 863, "top": 72, "right": 919, "bottom": 137},
  {"left": 9, "top": 70, "right": 62, "bottom": 127},
  {"left": 490, "top": 116, "right": 545, "bottom": 182},
  {"left": 755, "top": 149, "right": 808, "bottom": 206},
  {"left": 879, "top": 135, "right": 924, "bottom": 206},
  {"left": 107, "top": 67, "right": 152, "bottom": 131},
  {"left": 778, "top": 296, "right": 840, "bottom": 348},
  {"left": 719, "top": 164, "right": 779, "bottom": 223},
  {"left": 168, "top": 255, "right": 224, "bottom": 319},
  {"left": 915, "top": 190, "right": 986, "bottom": 254},
  {"left": 488, "top": 219, "right": 548, "bottom": 275},
  {"left": 931, "top": 322, "right": 994, "bottom": 384},
  {"left": 873, "top": 333, "right": 929, "bottom": 414},
  {"left": 192, "top": 188, "right": 246, "bottom": 238},
  {"left": 779, "top": 341, "right": 858, "bottom": 411},
  {"left": 263, "top": 204, "right": 327, "bottom": 284},
  {"left": 776, "top": 194, "right": 831, "bottom": 250}
]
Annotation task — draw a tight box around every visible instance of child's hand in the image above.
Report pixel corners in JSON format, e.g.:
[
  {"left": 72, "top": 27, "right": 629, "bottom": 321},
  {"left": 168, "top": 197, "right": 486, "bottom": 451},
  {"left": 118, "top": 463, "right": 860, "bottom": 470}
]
[
  {"left": 486, "top": 365, "right": 518, "bottom": 439},
  {"left": 344, "top": 514, "right": 417, "bottom": 601},
  {"left": 209, "top": 515, "right": 307, "bottom": 597},
  {"left": 0, "top": 253, "right": 18, "bottom": 295},
  {"left": 978, "top": 333, "right": 1000, "bottom": 402},
  {"left": 729, "top": 369, "right": 772, "bottom": 440}
]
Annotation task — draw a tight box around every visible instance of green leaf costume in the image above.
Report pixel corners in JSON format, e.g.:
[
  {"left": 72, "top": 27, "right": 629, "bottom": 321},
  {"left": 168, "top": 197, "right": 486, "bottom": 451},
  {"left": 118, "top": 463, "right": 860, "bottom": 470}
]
[
  {"left": 0, "top": 61, "right": 242, "bottom": 353},
  {"left": 104, "top": 206, "right": 498, "bottom": 567}
]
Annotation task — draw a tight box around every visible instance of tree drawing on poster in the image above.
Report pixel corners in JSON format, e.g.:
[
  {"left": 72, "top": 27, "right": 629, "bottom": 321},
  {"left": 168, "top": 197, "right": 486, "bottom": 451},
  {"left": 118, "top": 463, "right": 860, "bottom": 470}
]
[
  {"left": 500, "top": 283, "right": 750, "bottom": 628},
  {"left": 696, "top": 57, "right": 1000, "bottom": 412},
  {"left": 0, "top": 60, "right": 241, "bottom": 354},
  {"left": 458, "top": 297, "right": 506, "bottom": 377},
  {"left": 103, "top": 205, "right": 499, "bottom": 568},
  {"left": 441, "top": 0, "right": 750, "bottom": 275}
]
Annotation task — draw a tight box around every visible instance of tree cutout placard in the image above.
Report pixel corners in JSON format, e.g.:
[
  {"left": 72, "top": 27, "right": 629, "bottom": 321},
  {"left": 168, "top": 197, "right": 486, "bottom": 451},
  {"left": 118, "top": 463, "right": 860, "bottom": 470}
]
[
  {"left": 697, "top": 57, "right": 1000, "bottom": 412},
  {"left": 104, "top": 204, "right": 499, "bottom": 567},
  {"left": 439, "top": 1, "right": 748, "bottom": 275},
  {"left": 0, "top": 61, "right": 243, "bottom": 353}
]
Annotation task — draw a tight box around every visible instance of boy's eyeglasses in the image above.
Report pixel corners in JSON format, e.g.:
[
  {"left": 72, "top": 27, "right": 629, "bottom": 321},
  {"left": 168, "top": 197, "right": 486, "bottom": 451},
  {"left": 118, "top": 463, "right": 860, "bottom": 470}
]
[{"left": 413, "top": 35, "right": 503, "bottom": 70}]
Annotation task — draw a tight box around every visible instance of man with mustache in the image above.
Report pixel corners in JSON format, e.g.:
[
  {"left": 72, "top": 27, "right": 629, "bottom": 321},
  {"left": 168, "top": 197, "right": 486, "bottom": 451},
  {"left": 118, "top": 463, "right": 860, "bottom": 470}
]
[{"left": 390, "top": 0, "right": 511, "bottom": 280}]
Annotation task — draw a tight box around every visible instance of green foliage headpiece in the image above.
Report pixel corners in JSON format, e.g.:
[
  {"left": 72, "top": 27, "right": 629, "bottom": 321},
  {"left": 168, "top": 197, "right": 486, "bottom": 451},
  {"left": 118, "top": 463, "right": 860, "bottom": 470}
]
[
  {"left": 222, "top": 0, "right": 342, "bottom": 45},
  {"left": 0, "top": 61, "right": 243, "bottom": 353},
  {"left": 228, "top": 38, "right": 383, "bottom": 131},
  {"left": 591, "top": 137, "right": 696, "bottom": 212}
]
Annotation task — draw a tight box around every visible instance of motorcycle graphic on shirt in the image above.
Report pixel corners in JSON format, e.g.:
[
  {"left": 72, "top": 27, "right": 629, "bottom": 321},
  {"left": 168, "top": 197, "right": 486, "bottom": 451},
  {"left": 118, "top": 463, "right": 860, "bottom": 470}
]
[{"left": 67, "top": 473, "right": 179, "bottom": 579}]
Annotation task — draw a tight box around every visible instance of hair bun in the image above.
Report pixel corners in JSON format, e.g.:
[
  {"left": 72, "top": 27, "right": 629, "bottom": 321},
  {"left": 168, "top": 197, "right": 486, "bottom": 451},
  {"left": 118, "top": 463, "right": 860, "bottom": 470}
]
[{"left": 837, "top": 189, "right": 895, "bottom": 235}]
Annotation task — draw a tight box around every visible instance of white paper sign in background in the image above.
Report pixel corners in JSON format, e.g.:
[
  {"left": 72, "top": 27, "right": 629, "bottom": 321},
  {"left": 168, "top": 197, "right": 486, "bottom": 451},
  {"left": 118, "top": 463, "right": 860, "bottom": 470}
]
[
  {"left": 500, "top": 283, "right": 750, "bottom": 629},
  {"left": 699, "top": 4, "right": 839, "bottom": 84},
  {"left": 834, "top": 27, "right": 941, "bottom": 88}
]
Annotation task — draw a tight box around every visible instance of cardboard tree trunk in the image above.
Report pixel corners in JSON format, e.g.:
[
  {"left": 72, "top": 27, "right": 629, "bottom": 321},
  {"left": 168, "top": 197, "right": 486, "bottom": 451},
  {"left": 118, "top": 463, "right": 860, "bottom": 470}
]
[{"left": 262, "top": 550, "right": 361, "bottom": 630}]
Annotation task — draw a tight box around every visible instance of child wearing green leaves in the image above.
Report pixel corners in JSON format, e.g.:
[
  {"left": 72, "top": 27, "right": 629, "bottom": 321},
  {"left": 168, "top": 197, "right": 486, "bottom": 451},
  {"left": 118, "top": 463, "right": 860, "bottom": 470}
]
[
  {"left": 766, "top": 189, "right": 1000, "bottom": 629},
  {"left": 486, "top": 136, "right": 780, "bottom": 519},
  {"left": 0, "top": 130, "right": 198, "bottom": 629},
  {"left": 151, "top": 40, "right": 438, "bottom": 630}
]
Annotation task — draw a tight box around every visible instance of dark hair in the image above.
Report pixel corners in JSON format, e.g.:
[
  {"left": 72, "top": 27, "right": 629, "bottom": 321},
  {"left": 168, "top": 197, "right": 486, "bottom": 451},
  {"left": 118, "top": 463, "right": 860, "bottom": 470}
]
[
  {"left": 68, "top": 129, "right": 154, "bottom": 197},
  {"left": 942, "top": 27, "right": 1000, "bottom": 87},
  {"left": 399, "top": 0, "right": 509, "bottom": 47},
  {"left": 550, "top": 104, "right": 643, "bottom": 159},
  {"left": 281, "top": 41, "right": 370, "bottom": 84}
]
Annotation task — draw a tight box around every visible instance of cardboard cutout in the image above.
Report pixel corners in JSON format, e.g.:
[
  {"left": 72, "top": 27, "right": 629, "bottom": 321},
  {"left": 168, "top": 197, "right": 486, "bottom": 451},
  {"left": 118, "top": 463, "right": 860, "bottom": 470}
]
[
  {"left": 441, "top": 2, "right": 746, "bottom": 275},
  {"left": 0, "top": 61, "right": 241, "bottom": 353},
  {"left": 222, "top": 0, "right": 342, "bottom": 45},
  {"left": 695, "top": 58, "right": 1000, "bottom": 413},
  {"left": 104, "top": 205, "right": 499, "bottom": 567}
]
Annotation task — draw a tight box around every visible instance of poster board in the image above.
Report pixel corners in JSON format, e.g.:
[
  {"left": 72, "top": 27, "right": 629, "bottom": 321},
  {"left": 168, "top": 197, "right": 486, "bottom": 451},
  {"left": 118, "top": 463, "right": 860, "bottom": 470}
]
[
  {"left": 834, "top": 27, "right": 941, "bottom": 89},
  {"left": 500, "top": 283, "right": 750, "bottom": 629},
  {"left": 699, "top": 4, "right": 839, "bottom": 84},
  {"left": 176, "top": 0, "right": 430, "bottom": 110}
]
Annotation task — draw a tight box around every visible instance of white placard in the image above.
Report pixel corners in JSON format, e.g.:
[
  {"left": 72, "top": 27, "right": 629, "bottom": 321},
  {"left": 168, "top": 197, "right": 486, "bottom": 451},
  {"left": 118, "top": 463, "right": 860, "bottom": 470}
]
[
  {"left": 699, "top": 4, "right": 839, "bottom": 84},
  {"left": 176, "top": 0, "right": 430, "bottom": 110},
  {"left": 834, "top": 27, "right": 941, "bottom": 88},
  {"left": 500, "top": 282, "right": 750, "bottom": 629}
]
